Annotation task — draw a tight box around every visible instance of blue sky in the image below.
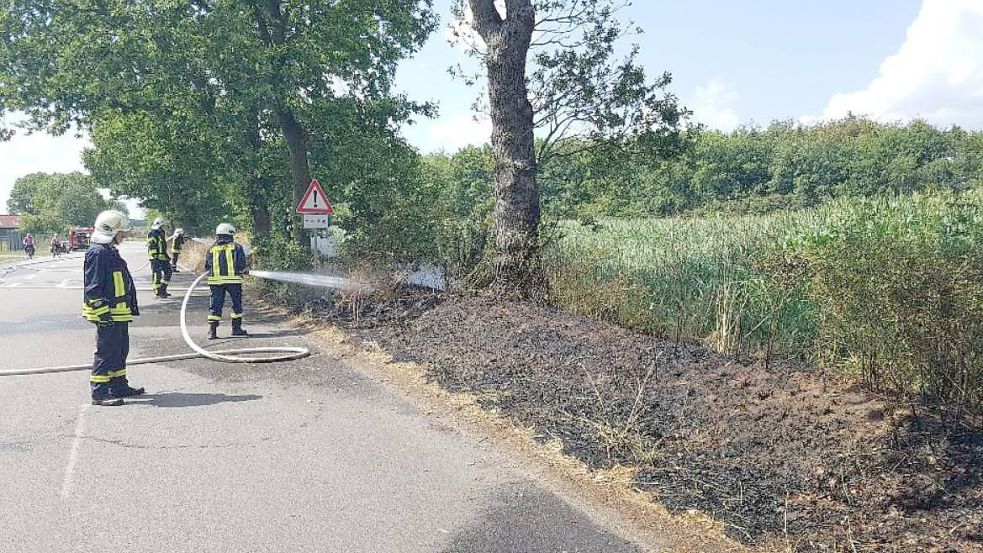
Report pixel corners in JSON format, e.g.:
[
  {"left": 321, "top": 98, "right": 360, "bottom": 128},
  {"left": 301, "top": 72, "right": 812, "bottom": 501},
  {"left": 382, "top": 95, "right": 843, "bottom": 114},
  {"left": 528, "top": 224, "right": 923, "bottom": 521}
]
[
  {"left": 3, "top": 0, "right": 983, "bottom": 214},
  {"left": 397, "top": 0, "right": 983, "bottom": 151},
  {"left": 398, "top": 0, "right": 923, "bottom": 151}
]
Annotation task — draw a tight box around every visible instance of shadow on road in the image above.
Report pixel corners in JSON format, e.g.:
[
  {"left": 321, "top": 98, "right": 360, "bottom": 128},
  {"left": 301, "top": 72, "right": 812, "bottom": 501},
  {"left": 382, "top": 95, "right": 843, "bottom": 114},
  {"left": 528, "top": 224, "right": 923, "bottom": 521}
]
[
  {"left": 442, "top": 484, "right": 642, "bottom": 553},
  {"left": 136, "top": 392, "right": 263, "bottom": 408}
]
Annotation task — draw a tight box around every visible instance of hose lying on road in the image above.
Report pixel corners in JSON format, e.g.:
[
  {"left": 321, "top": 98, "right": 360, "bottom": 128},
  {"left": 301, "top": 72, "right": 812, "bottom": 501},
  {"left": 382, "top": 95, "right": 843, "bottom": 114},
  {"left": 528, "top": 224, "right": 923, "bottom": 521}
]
[{"left": 0, "top": 272, "right": 310, "bottom": 377}]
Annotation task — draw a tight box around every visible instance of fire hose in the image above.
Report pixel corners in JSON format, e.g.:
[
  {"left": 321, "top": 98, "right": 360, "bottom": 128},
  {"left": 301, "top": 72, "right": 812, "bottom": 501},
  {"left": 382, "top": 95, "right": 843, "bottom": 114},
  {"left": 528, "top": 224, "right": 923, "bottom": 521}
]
[{"left": 0, "top": 272, "right": 310, "bottom": 377}]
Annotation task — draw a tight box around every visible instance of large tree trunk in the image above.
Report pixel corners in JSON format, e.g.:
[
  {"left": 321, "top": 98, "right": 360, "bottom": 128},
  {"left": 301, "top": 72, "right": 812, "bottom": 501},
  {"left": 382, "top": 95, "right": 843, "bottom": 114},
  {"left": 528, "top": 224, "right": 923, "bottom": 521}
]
[
  {"left": 244, "top": 108, "right": 272, "bottom": 239},
  {"left": 278, "top": 108, "right": 310, "bottom": 244},
  {"left": 470, "top": 0, "right": 541, "bottom": 296},
  {"left": 250, "top": 181, "right": 272, "bottom": 238},
  {"left": 277, "top": 108, "right": 310, "bottom": 205},
  {"left": 251, "top": 0, "right": 309, "bottom": 245}
]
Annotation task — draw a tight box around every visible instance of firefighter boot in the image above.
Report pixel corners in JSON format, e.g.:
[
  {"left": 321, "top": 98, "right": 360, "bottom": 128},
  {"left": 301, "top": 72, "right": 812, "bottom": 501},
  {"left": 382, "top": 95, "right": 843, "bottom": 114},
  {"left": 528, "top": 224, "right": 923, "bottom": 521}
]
[
  {"left": 157, "top": 283, "right": 171, "bottom": 298},
  {"left": 231, "top": 318, "right": 248, "bottom": 338},
  {"left": 113, "top": 386, "right": 146, "bottom": 398},
  {"left": 208, "top": 321, "right": 219, "bottom": 340}
]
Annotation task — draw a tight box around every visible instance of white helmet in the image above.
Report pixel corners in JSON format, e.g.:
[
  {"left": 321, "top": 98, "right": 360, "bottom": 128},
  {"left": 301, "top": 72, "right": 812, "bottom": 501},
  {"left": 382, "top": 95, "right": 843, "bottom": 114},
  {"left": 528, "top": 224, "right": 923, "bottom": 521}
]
[
  {"left": 215, "top": 223, "right": 236, "bottom": 236},
  {"left": 92, "top": 210, "right": 131, "bottom": 244},
  {"left": 151, "top": 217, "right": 165, "bottom": 230},
  {"left": 174, "top": 227, "right": 185, "bottom": 236}
]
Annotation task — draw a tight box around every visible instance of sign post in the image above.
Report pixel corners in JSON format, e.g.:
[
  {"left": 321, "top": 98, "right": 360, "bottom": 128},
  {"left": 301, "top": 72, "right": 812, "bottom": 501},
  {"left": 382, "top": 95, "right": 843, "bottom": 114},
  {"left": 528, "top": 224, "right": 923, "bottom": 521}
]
[{"left": 296, "top": 179, "right": 334, "bottom": 256}]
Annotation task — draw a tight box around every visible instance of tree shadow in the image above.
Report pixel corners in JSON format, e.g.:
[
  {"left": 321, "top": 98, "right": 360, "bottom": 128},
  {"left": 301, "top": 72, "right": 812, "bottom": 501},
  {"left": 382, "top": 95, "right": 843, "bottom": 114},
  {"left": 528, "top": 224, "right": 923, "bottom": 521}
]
[{"left": 135, "top": 392, "right": 262, "bottom": 408}]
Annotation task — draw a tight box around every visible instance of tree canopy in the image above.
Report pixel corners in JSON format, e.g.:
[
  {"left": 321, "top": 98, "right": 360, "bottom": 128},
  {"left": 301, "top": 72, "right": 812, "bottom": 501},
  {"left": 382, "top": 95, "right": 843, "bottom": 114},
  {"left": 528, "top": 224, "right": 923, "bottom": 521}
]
[
  {"left": 7, "top": 172, "right": 115, "bottom": 234},
  {"left": 0, "top": 0, "right": 437, "bottom": 240},
  {"left": 419, "top": 117, "right": 983, "bottom": 225}
]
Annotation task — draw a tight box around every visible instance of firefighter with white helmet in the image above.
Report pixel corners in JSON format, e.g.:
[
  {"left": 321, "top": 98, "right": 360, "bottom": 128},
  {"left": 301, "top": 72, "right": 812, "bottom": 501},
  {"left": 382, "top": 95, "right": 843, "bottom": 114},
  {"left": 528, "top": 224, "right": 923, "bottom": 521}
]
[
  {"left": 170, "top": 227, "right": 186, "bottom": 272},
  {"left": 204, "top": 222, "right": 249, "bottom": 339},
  {"left": 83, "top": 210, "right": 144, "bottom": 406},
  {"left": 147, "top": 217, "right": 171, "bottom": 298}
]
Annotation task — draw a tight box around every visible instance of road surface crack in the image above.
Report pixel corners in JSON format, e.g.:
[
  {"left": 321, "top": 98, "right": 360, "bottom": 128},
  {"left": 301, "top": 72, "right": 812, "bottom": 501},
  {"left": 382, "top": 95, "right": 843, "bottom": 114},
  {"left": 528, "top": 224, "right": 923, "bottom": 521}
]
[{"left": 75, "top": 435, "right": 248, "bottom": 451}]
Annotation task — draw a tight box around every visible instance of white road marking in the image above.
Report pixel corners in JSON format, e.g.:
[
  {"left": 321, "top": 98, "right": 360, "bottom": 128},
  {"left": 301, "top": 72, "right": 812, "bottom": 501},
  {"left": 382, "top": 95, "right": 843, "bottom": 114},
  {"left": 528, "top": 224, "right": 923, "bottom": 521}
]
[
  {"left": 61, "top": 403, "right": 90, "bottom": 499},
  {"left": 57, "top": 279, "right": 72, "bottom": 288},
  {"left": 7, "top": 282, "right": 20, "bottom": 288},
  {"left": 24, "top": 274, "right": 37, "bottom": 280}
]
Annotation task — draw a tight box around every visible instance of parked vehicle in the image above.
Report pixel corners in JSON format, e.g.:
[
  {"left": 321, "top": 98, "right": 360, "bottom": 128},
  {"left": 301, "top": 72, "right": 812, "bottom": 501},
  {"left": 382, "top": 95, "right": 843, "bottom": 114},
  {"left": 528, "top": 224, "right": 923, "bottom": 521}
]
[{"left": 68, "top": 227, "right": 93, "bottom": 251}]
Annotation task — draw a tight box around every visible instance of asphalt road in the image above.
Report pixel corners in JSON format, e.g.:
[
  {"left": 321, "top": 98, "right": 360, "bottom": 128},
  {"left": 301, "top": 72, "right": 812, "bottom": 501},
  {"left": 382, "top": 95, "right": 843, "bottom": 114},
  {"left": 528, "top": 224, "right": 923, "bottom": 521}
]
[{"left": 0, "top": 243, "right": 647, "bottom": 552}]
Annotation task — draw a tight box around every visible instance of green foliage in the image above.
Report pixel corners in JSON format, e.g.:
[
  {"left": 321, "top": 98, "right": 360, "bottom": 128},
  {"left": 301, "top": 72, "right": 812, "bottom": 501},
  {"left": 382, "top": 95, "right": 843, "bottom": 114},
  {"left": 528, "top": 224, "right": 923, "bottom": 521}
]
[
  {"left": 547, "top": 191, "right": 983, "bottom": 413},
  {"left": 84, "top": 110, "right": 232, "bottom": 235},
  {"left": 308, "top": 99, "right": 439, "bottom": 263},
  {"left": 424, "top": 146, "right": 495, "bottom": 273},
  {"left": 252, "top": 238, "right": 314, "bottom": 272},
  {"left": 525, "top": 118, "right": 983, "bottom": 219},
  {"left": 799, "top": 194, "right": 983, "bottom": 408},
  {"left": 0, "top": 0, "right": 437, "bottom": 241},
  {"left": 7, "top": 172, "right": 113, "bottom": 234}
]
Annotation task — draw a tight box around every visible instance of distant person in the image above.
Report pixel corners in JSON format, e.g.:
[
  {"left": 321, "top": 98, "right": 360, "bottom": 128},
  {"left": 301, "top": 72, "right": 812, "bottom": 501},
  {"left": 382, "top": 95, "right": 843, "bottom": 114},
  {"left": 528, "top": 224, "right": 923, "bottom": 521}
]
[
  {"left": 83, "top": 210, "right": 143, "bottom": 406},
  {"left": 50, "top": 233, "right": 62, "bottom": 257},
  {"left": 22, "top": 233, "right": 35, "bottom": 258},
  {"left": 146, "top": 217, "right": 171, "bottom": 298},
  {"left": 204, "top": 223, "right": 249, "bottom": 340},
  {"left": 170, "top": 227, "right": 186, "bottom": 272}
]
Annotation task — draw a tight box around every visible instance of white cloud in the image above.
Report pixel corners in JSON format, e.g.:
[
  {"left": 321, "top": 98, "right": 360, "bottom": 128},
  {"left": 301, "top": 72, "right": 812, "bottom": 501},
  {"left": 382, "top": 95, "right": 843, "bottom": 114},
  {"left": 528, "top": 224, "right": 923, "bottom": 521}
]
[
  {"left": 818, "top": 0, "right": 983, "bottom": 128},
  {"left": 424, "top": 113, "right": 492, "bottom": 152},
  {"left": 692, "top": 78, "right": 740, "bottom": 132},
  {"left": 0, "top": 121, "right": 91, "bottom": 213}
]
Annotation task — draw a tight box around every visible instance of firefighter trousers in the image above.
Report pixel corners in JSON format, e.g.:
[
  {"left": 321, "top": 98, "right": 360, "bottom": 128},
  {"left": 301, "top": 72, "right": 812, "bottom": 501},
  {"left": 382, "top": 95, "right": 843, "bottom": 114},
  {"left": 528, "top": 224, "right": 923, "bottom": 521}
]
[
  {"left": 208, "top": 284, "right": 243, "bottom": 324},
  {"left": 90, "top": 323, "right": 130, "bottom": 399},
  {"left": 151, "top": 259, "right": 172, "bottom": 295}
]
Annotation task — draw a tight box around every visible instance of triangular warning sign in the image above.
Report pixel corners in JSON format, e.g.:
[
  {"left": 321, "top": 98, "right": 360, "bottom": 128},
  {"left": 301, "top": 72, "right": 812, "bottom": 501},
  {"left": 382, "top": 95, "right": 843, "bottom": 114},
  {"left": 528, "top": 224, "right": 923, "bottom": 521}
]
[{"left": 296, "top": 179, "right": 334, "bottom": 214}]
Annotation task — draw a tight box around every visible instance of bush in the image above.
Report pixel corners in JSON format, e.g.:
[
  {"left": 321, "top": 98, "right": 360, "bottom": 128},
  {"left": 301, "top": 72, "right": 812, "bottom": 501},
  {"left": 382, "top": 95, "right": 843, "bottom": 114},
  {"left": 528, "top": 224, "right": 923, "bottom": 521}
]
[
  {"left": 800, "top": 194, "right": 983, "bottom": 410},
  {"left": 249, "top": 238, "right": 316, "bottom": 302}
]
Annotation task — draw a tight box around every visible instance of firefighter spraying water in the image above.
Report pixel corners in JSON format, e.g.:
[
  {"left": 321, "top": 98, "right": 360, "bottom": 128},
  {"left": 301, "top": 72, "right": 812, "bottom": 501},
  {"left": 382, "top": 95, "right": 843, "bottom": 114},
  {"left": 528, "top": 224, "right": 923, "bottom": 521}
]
[
  {"left": 0, "top": 181, "right": 361, "bottom": 383},
  {"left": 0, "top": 212, "right": 323, "bottom": 382}
]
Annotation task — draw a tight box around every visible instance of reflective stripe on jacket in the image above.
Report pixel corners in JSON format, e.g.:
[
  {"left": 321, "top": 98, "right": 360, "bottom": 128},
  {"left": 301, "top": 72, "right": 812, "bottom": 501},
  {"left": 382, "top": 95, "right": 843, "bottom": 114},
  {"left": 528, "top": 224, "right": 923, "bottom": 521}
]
[
  {"left": 147, "top": 228, "right": 169, "bottom": 261},
  {"left": 205, "top": 238, "right": 246, "bottom": 285},
  {"left": 83, "top": 244, "right": 139, "bottom": 323}
]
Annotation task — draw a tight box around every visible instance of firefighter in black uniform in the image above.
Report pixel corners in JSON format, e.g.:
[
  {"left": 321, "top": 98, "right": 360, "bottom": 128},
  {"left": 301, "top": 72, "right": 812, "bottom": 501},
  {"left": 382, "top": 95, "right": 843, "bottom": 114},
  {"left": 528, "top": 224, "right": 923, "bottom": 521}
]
[
  {"left": 170, "top": 227, "right": 186, "bottom": 272},
  {"left": 147, "top": 217, "right": 172, "bottom": 298},
  {"left": 205, "top": 223, "right": 249, "bottom": 340},
  {"left": 83, "top": 210, "right": 144, "bottom": 407}
]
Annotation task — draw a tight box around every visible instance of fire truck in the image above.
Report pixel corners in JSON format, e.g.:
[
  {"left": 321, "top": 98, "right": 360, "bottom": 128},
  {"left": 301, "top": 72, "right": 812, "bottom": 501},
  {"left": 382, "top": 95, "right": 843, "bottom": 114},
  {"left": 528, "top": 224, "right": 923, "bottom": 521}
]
[{"left": 68, "top": 227, "right": 94, "bottom": 251}]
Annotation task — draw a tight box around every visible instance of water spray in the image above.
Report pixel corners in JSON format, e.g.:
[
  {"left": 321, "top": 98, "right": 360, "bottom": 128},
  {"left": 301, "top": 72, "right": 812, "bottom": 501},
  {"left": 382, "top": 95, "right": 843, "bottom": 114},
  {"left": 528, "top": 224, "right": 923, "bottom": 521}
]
[{"left": 249, "top": 270, "right": 353, "bottom": 290}]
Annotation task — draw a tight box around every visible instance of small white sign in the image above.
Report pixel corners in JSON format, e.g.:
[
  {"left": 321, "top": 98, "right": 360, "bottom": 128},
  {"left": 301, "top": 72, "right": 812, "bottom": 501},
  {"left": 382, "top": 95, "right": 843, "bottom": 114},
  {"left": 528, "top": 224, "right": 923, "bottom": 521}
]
[
  {"left": 303, "top": 214, "right": 329, "bottom": 229},
  {"left": 311, "top": 234, "right": 337, "bottom": 258}
]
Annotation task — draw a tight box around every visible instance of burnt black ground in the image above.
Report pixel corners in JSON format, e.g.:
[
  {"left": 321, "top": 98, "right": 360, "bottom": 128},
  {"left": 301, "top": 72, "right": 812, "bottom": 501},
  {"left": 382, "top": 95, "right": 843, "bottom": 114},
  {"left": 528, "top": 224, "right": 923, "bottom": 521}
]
[{"left": 281, "top": 287, "right": 983, "bottom": 553}]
